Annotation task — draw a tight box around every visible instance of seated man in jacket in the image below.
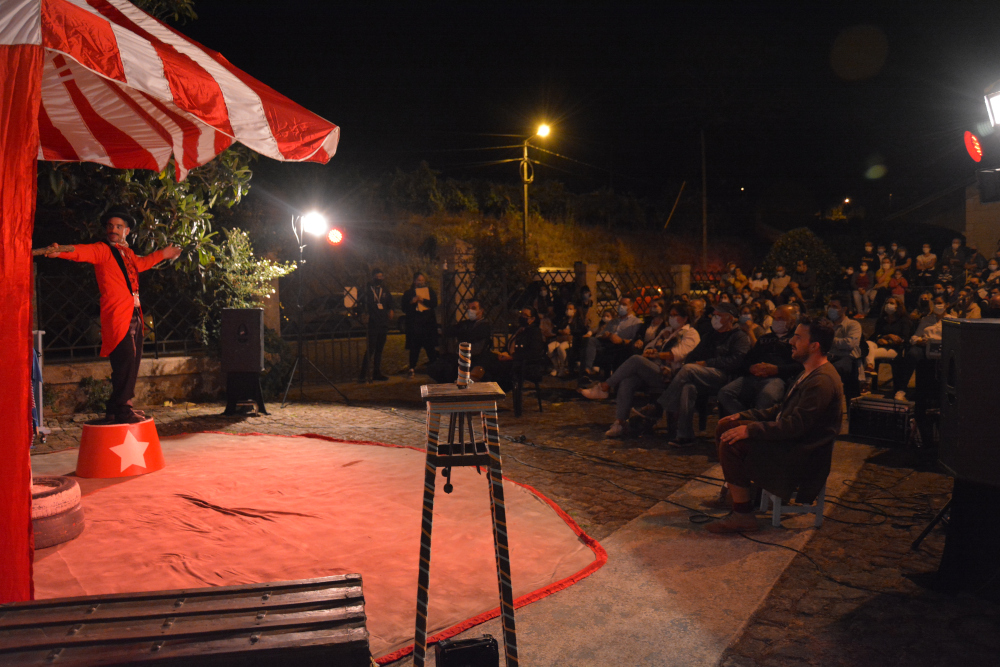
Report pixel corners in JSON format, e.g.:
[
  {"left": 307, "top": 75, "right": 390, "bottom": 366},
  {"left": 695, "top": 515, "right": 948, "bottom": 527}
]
[
  {"left": 717, "top": 305, "right": 801, "bottom": 416},
  {"left": 707, "top": 317, "right": 843, "bottom": 533},
  {"left": 639, "top": 302, "right": 751, "bottom": 448},
  {"left": 426, "top": 300, "right": 496, "bottom": 383}
]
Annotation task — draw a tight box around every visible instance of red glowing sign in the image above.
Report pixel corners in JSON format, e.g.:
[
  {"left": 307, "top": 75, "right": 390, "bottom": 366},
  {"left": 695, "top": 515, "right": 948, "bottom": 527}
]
[
  {"left": 327, "top": 228, "right": 343, "bottom": 245},
  {"left": 965, "top": 131, "right": 983, "bottom": 162}
]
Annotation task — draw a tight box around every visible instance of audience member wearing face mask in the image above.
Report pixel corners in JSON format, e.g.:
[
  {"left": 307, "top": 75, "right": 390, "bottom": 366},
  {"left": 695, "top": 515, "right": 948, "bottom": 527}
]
[
  {"left": 865, "top": 296, "right": 911, "bottom": 373},
  {"left": 494, "top": 307, "right": 549, "bottom": 392},
  {"left": 890, "top": 296, "right": 947, "bottom": 401},
  {"left": 981, "top": 260, "right": 1000, "bottom": 287},
  {"left": 851, "top": 262, "right": 875, "bottom": 318},
  {"left": 947, "top": 289, "right": 982, "bottom": 319},
  {"left": 769, "top": 265, "right": 792, "bottom": 304},
  {"left": 581, "top": 302, "right": 701, "bottom": 437},
  {"left": 634, "top": 302, "right": 752, "bottom": 448},
  {"left": 548, "top": 302, "right": 587, "bottom": 377},
  {"left": 941, "top": 238, "right": 966, "bottom": 276},
  {"left": 426, "top": 299, "right": 497, "bottom": 384},
  {"left": 581, "top": 297, "right": 641, "bottom": 377},
  {"left": 822, "top": 296, "right": 864, "bottom": 387},
  {"left": 635, "top": 298, "right": 669, "bottom": 349},
  {"left": 717, "top": 305, "right": 802, "bottom": 416},
  {"left": 861, "top": 242, "right": 877, "bottom": 268},
  {"left": 916, "top": 244, "right": 938, "bottom": 286},
  {"left": 748, "top": 269, "right": 769, "bottom": 296}
]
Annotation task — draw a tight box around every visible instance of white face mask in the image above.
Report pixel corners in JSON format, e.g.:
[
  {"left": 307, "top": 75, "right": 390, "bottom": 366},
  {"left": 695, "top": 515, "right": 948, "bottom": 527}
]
[
  {"left": 776, "top": 271, "right": 785, "bottom": 277},
  {"left": 771, "top": 320, "right": 787, "bottom": 336},
  {"left": 884, "top": 303, "right": 897, "bottom": 315},
  {"left": 602, "top": 316, "right": 613, "bottom": 323},
  {"left": 668, "top": 316, "right": 683, "bottom": 330},
  {"left": 739, "top": 313, "right": 753, "bottom": 325},
  {"left": 933, "top": 304, "right": 946, "bottom": 315},
  {"left": 711, "top": 315, "right": 724, "bottom": 331},
  {"left": 466, "top": 309, "right": 479, "bottom": 320}
]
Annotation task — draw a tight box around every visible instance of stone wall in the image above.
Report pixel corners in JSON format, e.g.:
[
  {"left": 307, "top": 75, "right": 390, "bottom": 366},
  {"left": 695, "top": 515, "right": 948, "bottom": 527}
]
[
  {"left": 42, "top": 355, "right": 221, "bottom": 415},
  {"left": 965, "top": 184, "right": 1000, "bottom": 256}
]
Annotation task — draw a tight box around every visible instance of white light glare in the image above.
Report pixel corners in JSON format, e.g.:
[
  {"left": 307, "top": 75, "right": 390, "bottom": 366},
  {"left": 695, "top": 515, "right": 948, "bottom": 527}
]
[
  {"left": 300, "top": 211, "right": 328, "bottom": 236},
  {"left": 986, "top": 92, "right": 1000, "bottom": 128}
]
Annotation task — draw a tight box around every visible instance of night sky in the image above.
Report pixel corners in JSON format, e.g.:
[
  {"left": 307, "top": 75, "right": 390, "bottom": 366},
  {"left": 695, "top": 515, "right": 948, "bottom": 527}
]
[{"left": 182, "top": 1, "right": 1000, "bottom": 217}]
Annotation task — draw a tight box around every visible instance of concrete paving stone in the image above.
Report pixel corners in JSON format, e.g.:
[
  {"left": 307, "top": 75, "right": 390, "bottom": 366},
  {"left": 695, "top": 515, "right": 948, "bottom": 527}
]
[{"left": 32, "top": 374, "right": 1000, "bottom": 666}]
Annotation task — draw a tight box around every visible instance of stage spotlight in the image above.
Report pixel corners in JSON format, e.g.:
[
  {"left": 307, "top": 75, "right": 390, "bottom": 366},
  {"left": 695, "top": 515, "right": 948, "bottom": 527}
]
[
  {"left": 965, "top": 131, "right": 983, "bottom": 163},
  {"left": 327, "top": 228, "right": 343, "bottom": 245},
  {"left": 986, "top": 88, "right": 1000, "bottom": 127},
  {"left": 300, "top": 211, "right": 328, "bottom": 236},
  {"left": 537, "top": 123, "right": 551, "bottom": 138}
]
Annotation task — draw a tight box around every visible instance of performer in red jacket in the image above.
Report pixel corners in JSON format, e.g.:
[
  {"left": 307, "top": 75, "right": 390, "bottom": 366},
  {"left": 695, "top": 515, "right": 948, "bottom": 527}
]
[{"left": 43, "top": 210, "right": 181, "bottom": 423}]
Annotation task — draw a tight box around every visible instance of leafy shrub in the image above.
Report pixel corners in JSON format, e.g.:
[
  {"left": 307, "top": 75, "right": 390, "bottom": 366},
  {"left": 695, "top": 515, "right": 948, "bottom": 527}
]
[
  {"left": 762, "top": 227, "right": 841, "bottom": 300},
  {"left": 78, "top": 376, "right": 111, "bottom": 414}
]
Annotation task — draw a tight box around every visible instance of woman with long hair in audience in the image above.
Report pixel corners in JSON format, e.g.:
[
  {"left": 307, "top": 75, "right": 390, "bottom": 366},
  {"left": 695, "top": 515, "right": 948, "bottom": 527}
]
[{"left": 866, "top": 295, "right": 911, "bottom": 375}]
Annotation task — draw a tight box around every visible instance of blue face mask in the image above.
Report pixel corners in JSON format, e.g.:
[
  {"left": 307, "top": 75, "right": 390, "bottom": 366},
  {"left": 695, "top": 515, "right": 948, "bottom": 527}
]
[
  {"left": 618, "top": 305, "right": 628, "bottom": 317},
  {"left": 739, "top": 314, "right": 752, "bottom": 325},
  {"left": 827, "top": 308, "right": 840, "bottom": 320}
]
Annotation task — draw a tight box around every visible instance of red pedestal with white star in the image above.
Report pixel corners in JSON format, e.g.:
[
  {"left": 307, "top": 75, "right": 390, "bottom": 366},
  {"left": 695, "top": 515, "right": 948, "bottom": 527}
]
[{"left": 76, "top": 419, "right": 165, "bottom": 479}]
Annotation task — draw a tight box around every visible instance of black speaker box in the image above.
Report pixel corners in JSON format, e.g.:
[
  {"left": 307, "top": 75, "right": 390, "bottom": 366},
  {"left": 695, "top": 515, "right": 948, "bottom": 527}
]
[
  {"left": 221, "top": 308, "right": 264, "bottom": 373},
  {"left": 977, "top": 168, "right": 1000, "bottom": 204},
  {"left": 939, "top": 318, "right": 1000, "bottom": 487}
]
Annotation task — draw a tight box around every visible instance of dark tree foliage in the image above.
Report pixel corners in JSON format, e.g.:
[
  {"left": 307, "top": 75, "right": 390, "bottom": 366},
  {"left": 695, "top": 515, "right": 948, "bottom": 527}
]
[{"left": 762, "top": 227, "right": 841, "bottom": 298}]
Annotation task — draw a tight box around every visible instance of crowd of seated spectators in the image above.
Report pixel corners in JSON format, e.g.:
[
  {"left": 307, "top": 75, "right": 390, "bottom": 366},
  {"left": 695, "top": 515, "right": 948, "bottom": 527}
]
[{"left": 427, "top": 238, "right": 997, "bottom": 437}]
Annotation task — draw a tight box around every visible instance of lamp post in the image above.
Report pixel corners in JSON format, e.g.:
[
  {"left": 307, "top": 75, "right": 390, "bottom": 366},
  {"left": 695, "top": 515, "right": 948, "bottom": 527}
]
[
  {"left": 520, "top": 124, "right": 551, "bottom": 249},
  {"left": 281, "top": 211, "right": 349, "bottom": 406}
]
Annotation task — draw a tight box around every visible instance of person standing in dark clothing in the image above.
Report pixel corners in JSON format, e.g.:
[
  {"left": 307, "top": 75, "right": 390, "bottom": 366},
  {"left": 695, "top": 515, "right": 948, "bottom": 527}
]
[
  {"left": 358, "top": 268, "right": 394, "bottom": 381},
  {"left": 401, "top": 272, "right": 438, "bottom": 376}
]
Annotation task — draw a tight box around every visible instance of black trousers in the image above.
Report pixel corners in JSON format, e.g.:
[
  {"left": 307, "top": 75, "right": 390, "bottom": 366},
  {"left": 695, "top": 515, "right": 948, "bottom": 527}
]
[
  {"left": 107, "top": 311, "right": 142, "bottom": 418},
  {"left": 359, "top": 325, "right": 389, "bottom": 379}
]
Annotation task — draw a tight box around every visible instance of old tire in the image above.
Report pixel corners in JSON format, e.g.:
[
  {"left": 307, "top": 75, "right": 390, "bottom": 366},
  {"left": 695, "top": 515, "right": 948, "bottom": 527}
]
[
  {"left": 33, "top": 502, "right": 85, "bottom": 549},
  {"left": 31, "top": 476, "right": 82, "bottom": 519}
]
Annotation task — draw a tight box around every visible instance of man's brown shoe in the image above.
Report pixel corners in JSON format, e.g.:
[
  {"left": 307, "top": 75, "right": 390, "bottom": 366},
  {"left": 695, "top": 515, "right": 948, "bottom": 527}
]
[{"left": 705, "top": 511, "right": 760, "bottom": 534}]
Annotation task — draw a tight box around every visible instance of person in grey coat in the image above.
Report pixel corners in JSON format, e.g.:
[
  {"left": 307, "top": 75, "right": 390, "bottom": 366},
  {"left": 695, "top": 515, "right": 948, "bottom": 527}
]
[{"left": 707, "top": 317, "right": 844, "bottom": 534}]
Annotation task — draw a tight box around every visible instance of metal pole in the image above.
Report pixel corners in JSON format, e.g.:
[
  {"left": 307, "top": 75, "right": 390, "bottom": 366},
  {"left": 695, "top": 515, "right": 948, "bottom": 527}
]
[
  {"left": 663, "top": 180, "right": 687, "bottom": 231},
  {"left": 701, "top": 130, "right": 708, "bottom": 269},
  {"left": 521, "top": 140, "right": 530, "bottom": 249}
]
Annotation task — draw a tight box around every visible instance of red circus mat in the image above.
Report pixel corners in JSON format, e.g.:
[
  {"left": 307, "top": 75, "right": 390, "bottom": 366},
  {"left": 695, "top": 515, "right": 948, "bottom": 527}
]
[{"left": 31, "top": 433, "right": 606, "bottom": 661}]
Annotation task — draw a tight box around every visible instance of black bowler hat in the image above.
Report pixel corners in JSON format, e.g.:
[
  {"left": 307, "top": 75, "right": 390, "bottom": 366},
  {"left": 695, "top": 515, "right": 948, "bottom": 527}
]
[{"left": 101, "top": 208, "right": 137, "bottom": 229}]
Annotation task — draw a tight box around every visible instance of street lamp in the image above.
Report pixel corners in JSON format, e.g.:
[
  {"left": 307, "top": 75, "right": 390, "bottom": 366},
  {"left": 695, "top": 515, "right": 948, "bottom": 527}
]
[
  {"left": 282, "top": 210, "right": 349, "bottom": 406},
  {"left": 520, "top": 123, "right": 551, "bottom": 248}
]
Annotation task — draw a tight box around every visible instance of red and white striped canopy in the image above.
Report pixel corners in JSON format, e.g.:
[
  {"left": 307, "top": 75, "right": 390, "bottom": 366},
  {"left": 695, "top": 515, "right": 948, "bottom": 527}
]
[{"left": 7, "top": 0, "right": 339, "bottom": 179}]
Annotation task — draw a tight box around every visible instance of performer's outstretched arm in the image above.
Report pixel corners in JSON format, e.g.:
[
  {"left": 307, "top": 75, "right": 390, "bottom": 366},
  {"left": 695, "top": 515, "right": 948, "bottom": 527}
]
[{"left": 134, "top": 245, "right": 181, "bottom": 271}]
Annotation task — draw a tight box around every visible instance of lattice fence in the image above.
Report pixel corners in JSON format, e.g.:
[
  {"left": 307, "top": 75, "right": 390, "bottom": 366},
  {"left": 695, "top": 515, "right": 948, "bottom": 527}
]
[
  {"left": 441, "top": 266, "right": 677, "bottom": 349},
  {"left": 35, "top": 266, "right": 204, "bottom": 360},
  {"left": 277, "top": 268, "right": 380, "bottom": 383}
]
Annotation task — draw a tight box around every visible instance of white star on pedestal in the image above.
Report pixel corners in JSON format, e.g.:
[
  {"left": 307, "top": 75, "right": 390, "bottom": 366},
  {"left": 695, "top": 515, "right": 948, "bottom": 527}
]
[{"left": 109, "top": 430, "right": 149, "bottom": 472}]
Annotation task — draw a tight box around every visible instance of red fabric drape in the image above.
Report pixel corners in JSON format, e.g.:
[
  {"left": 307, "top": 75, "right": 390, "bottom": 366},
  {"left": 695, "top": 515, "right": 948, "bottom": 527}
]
[{"left": 0, "top": 42, "right": 43, "bottom": 604}]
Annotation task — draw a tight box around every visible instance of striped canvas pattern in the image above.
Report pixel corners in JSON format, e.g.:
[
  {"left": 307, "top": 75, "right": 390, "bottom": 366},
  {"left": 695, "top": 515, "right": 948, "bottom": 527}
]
[{"left": 36, "top": 0, "right": 339, "bottom": 178}]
